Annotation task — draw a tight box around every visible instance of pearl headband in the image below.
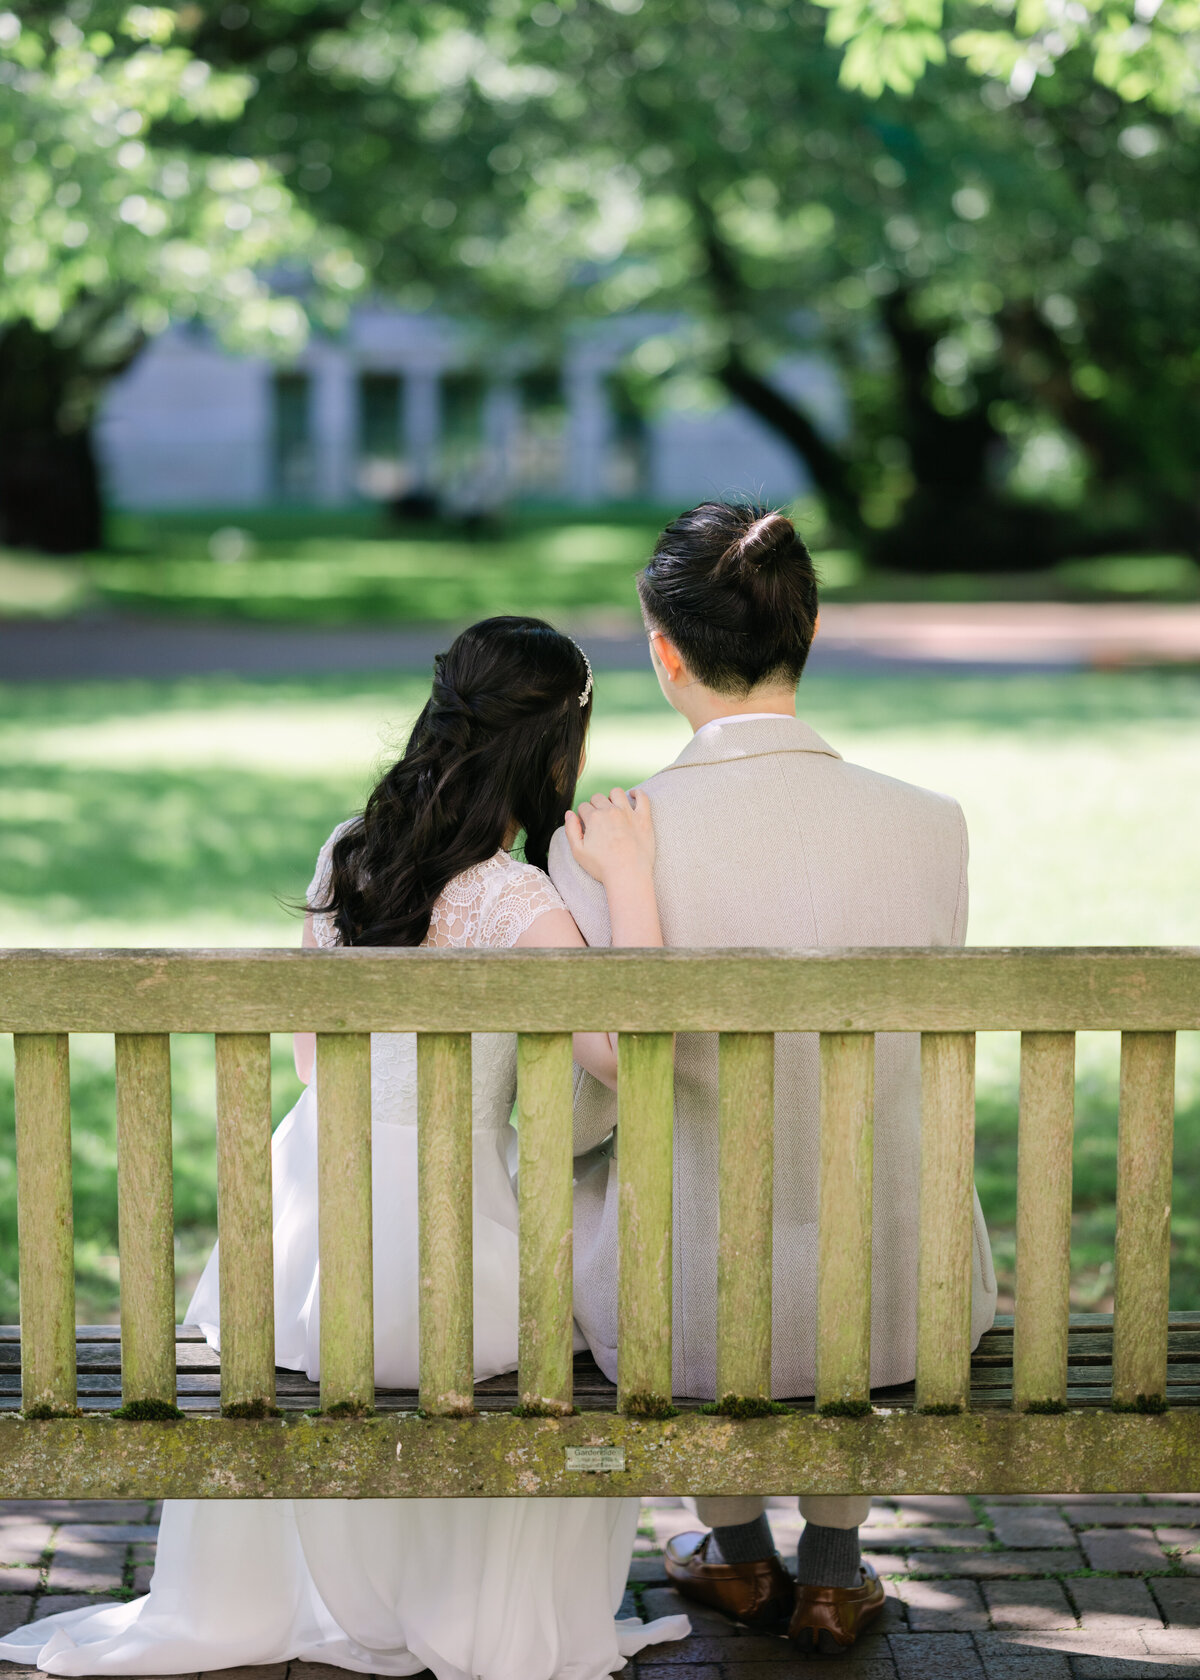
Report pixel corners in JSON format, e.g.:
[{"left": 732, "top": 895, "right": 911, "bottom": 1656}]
[{"left": 576, "top": 645, "right": 594, "bottom": 708}]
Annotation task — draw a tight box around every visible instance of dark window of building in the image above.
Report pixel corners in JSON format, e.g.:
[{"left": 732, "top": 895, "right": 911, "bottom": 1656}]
[
  {"left": 440, "top": 371, "right": 486, "bottom": 489},
  {"left": 357, "top": 372, "right": 405, "bottom": 498},
  {"left": 272, "top": 371, "right": 313, "bottom": 500},
  {"left": 607, "top": 371, "right": 649, "bottom": 500},
  {"left": 516, "top": 366, "right": 565, "bottom": 498}
]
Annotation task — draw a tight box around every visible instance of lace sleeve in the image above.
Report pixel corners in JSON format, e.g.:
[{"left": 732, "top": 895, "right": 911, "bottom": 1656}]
[
  {"left": 306, "top": 819, "right": 357, "bottom": 950},
  {"left": 478, "top": 861, "right": 568, "bottom": 949}
]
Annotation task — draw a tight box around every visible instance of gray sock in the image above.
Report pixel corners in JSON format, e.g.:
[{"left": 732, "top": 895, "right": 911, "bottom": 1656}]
[
  {"left": 708, "top": 1514, "right": 777, "bottom": 1564},
  {"left": 796, "top": 1522, "right": 862, "bottom": 1589}
]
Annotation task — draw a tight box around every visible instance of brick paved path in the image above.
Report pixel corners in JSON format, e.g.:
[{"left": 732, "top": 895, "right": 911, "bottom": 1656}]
[{"left": 0, "top": 1494, "right": 1198, "bottom": 1677}]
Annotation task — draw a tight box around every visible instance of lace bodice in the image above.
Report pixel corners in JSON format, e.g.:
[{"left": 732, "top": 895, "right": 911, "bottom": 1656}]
[
  {"left": 306, "top": 821, "right": 564, "bottom": 953},
  {"left": 305, "top": 823, "right": 566, "bottom": 1130}
]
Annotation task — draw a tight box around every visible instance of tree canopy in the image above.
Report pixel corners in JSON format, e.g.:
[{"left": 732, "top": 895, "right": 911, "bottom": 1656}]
[{"left": 4, "top": 0, "right": 1199, "bottom": 563}]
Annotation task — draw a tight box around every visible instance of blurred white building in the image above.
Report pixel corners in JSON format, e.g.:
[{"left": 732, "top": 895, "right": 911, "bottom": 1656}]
[{"left": 97, "top": 307, "right": 844, "bottom": 511}]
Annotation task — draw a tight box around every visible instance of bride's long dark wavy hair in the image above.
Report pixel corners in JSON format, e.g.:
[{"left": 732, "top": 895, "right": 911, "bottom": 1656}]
[{"left": 313, "top": 616, "right": 593, "bottom": 947}]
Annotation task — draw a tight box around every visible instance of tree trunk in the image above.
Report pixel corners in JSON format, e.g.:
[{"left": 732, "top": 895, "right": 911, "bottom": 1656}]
[
  {"left": 0, "top": 321, "right": 105, "bottom": 554},
  {"left": 715, "top": 349, "right": 867, "bottom": 543},
  {"left": 871, "top": 289, "right": 1060, "bottom": 573}
]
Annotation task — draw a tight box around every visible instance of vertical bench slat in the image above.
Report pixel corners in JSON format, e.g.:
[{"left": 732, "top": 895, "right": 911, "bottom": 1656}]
[
  {"left": 517, "top": 1033, "right": 575, "bottom": 1414},
  {"left": 617, "top": 1032, "right": 674, "bottom": 1411},
  {"left": 1013, "top": 1032, "right": 1075, "bottom": 1411},
  {"left": 13, "top": 1035, "right": 76, "bottom": 1415},
  {"left": 215, "top": 1034, "right": 276, "bottom": 1413},
  {"left": 417, "top": 1032, "right": 474, "bottom": 1416},
  {"left": 317, "top": 1032, "right": 374, "bottom": 1413},
  {"left": 1113, "top": 1030, "right": 1176, "bottom": 1410},
  {"left": 115, "top": 1034, "right": 176, "bottom": 1409},
  {"left": 916, "top": 1031, "right": 976, "bottom": 1413},
  {"left": 717, "top": 1033, "right": 774, "bottom": 1401},
  {"left": 816, "top": 1032, "right": 875, "bottom": 1412}
]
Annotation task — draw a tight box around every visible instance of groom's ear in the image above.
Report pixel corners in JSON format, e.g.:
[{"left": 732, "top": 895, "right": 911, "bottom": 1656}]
[{"left": 649, "top": 629, "right": 686, "bottom": 685}]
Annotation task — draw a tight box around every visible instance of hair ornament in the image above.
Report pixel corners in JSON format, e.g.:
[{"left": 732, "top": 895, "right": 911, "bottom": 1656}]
[{"left": 576, "top": 645, "right": 594, "bottom": 708}]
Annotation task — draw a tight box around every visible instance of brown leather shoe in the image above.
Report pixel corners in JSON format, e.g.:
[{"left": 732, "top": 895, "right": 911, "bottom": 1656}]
[
  {"left": 789, "top": 1561, "right": 886, "bottom": 1655},
  {"left": 664, "top": 1530, "right": 793, "bottom": 1631}
]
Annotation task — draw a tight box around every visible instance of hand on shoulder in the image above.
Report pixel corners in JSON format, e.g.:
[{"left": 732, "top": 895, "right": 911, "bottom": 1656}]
[{"left": 564, "top": 787, "right": 654, "bottom": 886}]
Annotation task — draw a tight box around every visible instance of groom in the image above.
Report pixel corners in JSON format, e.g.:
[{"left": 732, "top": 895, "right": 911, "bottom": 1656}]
[{"left": 549, "top": 501, "right": 996, "bottom": 1655}]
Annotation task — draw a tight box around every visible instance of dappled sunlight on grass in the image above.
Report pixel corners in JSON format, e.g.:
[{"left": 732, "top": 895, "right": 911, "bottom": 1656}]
[{"left": 1, "top": 665, "right": 1197, "bottom": 1316}]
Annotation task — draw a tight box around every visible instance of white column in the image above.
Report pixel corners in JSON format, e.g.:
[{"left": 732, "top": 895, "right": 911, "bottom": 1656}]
[
  {"left": 564, "top": 355, "right": 613, "bottom": 505},
  {"left": 310, "top": 350, "right": 356, "bottom": 505},
  {"left": 404, "top": 369, "right": 441, "bottom": 490}
]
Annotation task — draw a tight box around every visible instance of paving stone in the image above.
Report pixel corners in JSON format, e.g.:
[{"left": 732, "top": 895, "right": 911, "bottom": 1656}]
[
  {"left": 983, "top": 1506, "right": 1077, "bottom": 1548},
  {"left": 130, "top": 1543, "right": 157, "bottom": 1565},
  {"left": 133, "top": 1565, "right": 153, "bottom": 1593},
  {"left": 203, "top": 1668, "right": 285, "bottom": 1680},
  {"left": 56, "top": 1524, "right": 160, "bottom": 1543},
  {"left": 1072, "top": 1657, "right": 1200, "bottom": 1677},
  {"left": 628, "top": 1557, "right": 670, "bottom": 1584},
  {"left": 863, "top": 1552, "right": 915, "bottom": 1577},
  {"left": 45, "top": 1544, "right": 127, "bottom": 1592},
  {"left": 1150, "top": 1579, "right": 1200, "bottom": 1627},
  {"left": 907, "top": 1549, "right": 1081, "bottom": 1578},
  {"left": 895, "top": 1577, "right": 988, "bottom": 1630},
  {"left": 0, "top": 1501, "right": 148, "bottom": 1523},
  {"left": 889, "top": 1497, "right": 977, "bottom": 1526},
  {"left": 1065, "top": 1504, "right": 1200, "bottom": 1528},
  {"left": 984, "top": 1495, "right": 1142, "bottom": 1506},
  {"left": 720, "top": 1666, "right": 896, "bottom": 1680},
  {"left": 1148, "top": 1494, "right": 1200, "bottom": 1505},
  {"left": 0, "top": 1569, "right": 38, "bottom": 1593},
  {"left": 864, "top": 1526, "right": 991, "bottom": 1550},
  {"left": 983, "top": 1579, "right": 1076, "bottom": 1629},
  {"left": 641, "top": 1587, "right": 731, "bottom": 1637},
  {"left": 970, "top": 1631, "right": 1073, "bottom": 1679},
  {"left": 1143, "top": 1628, "right": 1200, "bottom": 1654},
  {"left": 1079, "top": 1526, "right": 1169, "bottom": 1573},
  {"left": 0, "top": 1524, "right": 52, "bottom": 1565},
  {"left": 0, "top": 1598, "right": 31, "bottom": 1636},
  {"left": 635, "top": 1668, "right": 721, "bottom": 1680},
  {"left": 1157, "top": 1529, "right": 1200, "bottom": 1550},
  {"left": 33, "top": 1595, "right": 121, "bottom": 1618},
  {"left": 286, "top": 1666, "right": 350, "bottom": 1680},
  {"left": 627, "top": 1634, "right": 788, "bottom": 1663},
  {"left": 888, "top": 1630, "right": 986, "bottom": 1677},
  {"left": 1070, "top": 1576, "right": 1162, "bottom": 1630}
]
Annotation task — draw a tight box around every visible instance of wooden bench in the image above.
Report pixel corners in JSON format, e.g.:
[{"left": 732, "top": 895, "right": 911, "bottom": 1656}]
[{"left": 1, "top": 946, "right": 1197, "bottom": 1500}]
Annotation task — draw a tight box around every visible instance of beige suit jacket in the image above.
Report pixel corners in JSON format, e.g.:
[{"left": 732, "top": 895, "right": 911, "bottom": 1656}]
[{"left": 548, "top": 715, "right": 997, "bottom": 1400}]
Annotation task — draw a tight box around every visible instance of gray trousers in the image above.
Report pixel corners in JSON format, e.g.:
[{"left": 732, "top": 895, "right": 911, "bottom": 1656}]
[{"left": 690, "top": 1496, "right": 871, "bottom": 1530}]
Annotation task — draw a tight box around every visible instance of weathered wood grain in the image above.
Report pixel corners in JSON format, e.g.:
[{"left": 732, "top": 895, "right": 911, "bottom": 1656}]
[
  {"left": 215, "top": 1034, "right": 275, "bottom": 1413},
  {"left": 417, "top": 1033, "right": 473, "bottom": 1417},
  {"left": 1, "top": 1408, "right": 1199, "bottom": 1499},
  {"left": 916, "top": 1033, "right": 976, "bottom": 1413},
  {"left": 1013, "top": 1032, "right": 1075, "bottom": 1412},
  {"left": 317, "top": 1034, "right": 374, "bottom": 1414},
  {"left": 3, "top": 948, "right": 1199, "bottom": 1034},
  {"left": 115, "top": 1035, "right": 176, "bottom": 1408},
  {"left": 12, "top": 1035, "right": 75, "bottom": 1414},
  {"left": 816, "top": 1033, "right": 875, "bottom": 1411},
  {"left": 1113, "top": 1031, "right": 1177, "bottom": 1409},
  {"left": 617, "top": 1033, "right": 674, "bottom": 1411},
  {"left": 716, "top": 1033, "right": 774, "bottom": 1401},
  {"left": 517, "top": 1034, "right": 574, "bottom": 1415}
]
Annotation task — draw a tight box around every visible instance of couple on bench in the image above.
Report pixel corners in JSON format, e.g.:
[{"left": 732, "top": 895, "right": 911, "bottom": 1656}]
[{"left": 1, "top": 501, "right": 995, "bottom": 1679}]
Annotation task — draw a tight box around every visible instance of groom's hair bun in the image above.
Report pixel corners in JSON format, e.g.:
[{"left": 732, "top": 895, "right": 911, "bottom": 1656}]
[
  {"left": 723, "top": 509, "right": 796, "bottom": 574},
  {"left": 638, "top": 501, "right": 819, "bottom": 696}
]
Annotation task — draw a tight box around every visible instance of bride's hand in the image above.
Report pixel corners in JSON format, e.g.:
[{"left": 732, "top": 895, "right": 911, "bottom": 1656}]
[{"left": 564, "top": 787, "right": 654, "bottom": 885}]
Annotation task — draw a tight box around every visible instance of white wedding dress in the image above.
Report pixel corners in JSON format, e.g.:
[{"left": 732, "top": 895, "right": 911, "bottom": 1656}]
[{"left": 0, "top": 834, "right": 688, "bottom": 1679}]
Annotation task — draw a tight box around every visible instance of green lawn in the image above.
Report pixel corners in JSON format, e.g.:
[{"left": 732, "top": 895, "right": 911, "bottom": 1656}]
[
  {"left": 1, "top": 666, "right": 1198, "bottom": 1322},
  {"left": 0, "top": 504, "right": 1195, "bottom": 627}
]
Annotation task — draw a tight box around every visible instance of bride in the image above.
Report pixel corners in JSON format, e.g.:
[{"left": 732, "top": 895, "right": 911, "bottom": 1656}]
[{"left": 0, "top": 616, "right": 689, "bottom": 1680}]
